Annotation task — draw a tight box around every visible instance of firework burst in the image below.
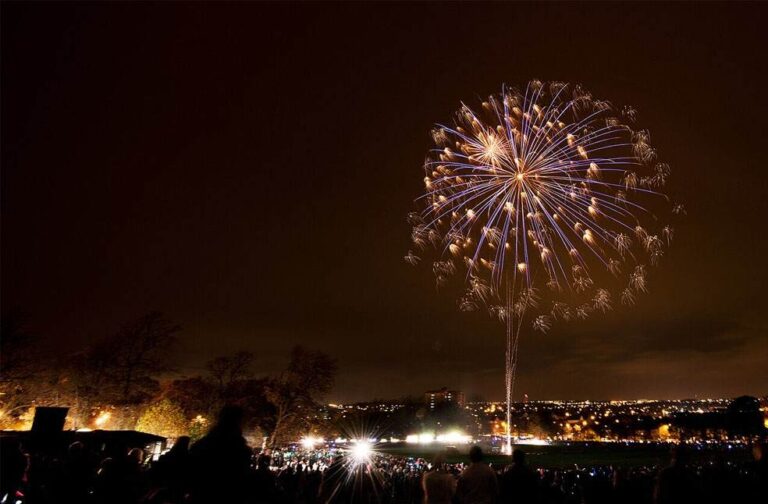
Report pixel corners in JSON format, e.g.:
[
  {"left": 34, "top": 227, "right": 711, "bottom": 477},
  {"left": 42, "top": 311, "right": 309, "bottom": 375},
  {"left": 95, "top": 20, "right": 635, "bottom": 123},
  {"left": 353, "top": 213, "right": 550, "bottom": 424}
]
[{"left": 407, "top": 80, "right": 681, "bottom": 454}]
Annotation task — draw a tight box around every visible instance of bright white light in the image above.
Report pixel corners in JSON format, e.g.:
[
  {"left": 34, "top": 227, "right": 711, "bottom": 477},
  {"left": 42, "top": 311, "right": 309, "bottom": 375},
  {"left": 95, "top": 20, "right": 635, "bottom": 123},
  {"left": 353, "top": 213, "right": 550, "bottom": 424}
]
[
  {"left": 350, "top": 440, "right": 372, "bottom": 464},
  {"left": 516, "top": 437, "right": 549, "bottom": 446},
  {"left": 406, "top": 431, "right": 471, "bottom": 445},
  {"left": 435, "top": 431, "right": 472, "bottom": 444},
  {"left": 300, "top": 436, "right": 324, "bottom": 450},
  {"left": 419, "top": 433, "right": 435, "bottom": 444}
]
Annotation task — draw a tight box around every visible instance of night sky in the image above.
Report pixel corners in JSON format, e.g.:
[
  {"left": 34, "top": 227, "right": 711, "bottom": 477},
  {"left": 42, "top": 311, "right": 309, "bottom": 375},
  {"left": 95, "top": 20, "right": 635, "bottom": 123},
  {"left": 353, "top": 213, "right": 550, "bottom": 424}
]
[{"left": 3, "top": 3, "right": 767, "bottom": 402}]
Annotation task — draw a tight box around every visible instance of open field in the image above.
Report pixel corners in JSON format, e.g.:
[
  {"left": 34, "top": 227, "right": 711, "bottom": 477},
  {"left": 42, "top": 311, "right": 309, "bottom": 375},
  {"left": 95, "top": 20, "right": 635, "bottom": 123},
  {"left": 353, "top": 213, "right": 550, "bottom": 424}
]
[{"left": 378, "top": 442, "right": 753, "bottom": 468}]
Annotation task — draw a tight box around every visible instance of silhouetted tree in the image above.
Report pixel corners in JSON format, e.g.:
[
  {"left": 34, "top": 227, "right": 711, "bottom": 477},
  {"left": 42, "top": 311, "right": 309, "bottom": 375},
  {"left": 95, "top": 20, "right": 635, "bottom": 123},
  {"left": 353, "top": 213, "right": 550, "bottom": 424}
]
[
  {"left": 207, "top": 351, "right": 254, "bottom": 395},
  {"left": 67, "top": 312, "right": 179, "bottom": 427},
  {"left": 167, "top": 351, "right": 259, "bottom": 421},
  {"left": 110, "top": 311, "right": 180, "bottom": 403},
  {"left": 224, "top": 377, "right": 273, "bottom": 437},
  {"left": 0, "top": 311, "right": 46, "bottom": 425},
  {"left": 0, "top": 310, "right": 38, "bottom": 384},
  {"left": 70, "top": 335, "right": 123, "bottom": 416},
  {"left": 165, "top": 376, "right": 219, "bottom": 419},
  {"left": 265, "top": 346, "right": 336, "bottom": 447}
]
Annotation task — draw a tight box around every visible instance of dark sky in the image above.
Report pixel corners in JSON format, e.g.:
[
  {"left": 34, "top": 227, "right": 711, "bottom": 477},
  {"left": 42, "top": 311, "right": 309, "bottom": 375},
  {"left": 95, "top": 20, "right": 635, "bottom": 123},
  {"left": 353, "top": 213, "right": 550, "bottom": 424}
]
[{"left": 3, "top": 3, "right": 767, "bottom": 402}]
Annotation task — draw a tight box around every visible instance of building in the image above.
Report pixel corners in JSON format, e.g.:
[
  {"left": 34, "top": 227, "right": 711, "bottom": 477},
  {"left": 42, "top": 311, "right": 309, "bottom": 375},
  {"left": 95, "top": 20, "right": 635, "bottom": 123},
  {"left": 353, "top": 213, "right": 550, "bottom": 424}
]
[{"left": 425, "top": 387, "right": 465, "bottom": 410}]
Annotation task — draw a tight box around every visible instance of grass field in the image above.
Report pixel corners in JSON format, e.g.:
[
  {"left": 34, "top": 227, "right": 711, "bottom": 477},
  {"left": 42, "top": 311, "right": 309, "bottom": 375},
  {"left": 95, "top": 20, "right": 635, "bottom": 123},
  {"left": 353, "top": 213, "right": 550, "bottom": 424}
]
[{"left": 377, "top": 442, "right": 752, "bottom": 468}]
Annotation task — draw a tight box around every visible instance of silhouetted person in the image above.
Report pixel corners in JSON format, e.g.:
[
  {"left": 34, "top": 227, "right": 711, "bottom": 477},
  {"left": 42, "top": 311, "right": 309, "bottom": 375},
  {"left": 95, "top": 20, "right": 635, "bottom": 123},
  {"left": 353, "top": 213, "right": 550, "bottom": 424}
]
[
  {"left": 611, "top": 468, "right": 637, "bottom": 504},
  {"left": 92, "top": 447, "right": 149, "bottom": 504},
  {"left": 654, "top": 444, "right": 701, "bottom": 504},
  {"left": 318, "top": 455, "right": 383, "bottom": 504},
  {"left": 456, "top": 446, "right": 498, "bottom": 504},
  {"left": 0, "top": 438, "right": 28, "bottom": 503},
  {"left": 120, "top": 447, "right": 150, "bottom": 503},
  {"left": 746, "top": 442, "right": 768, "bottom": 502},
  {"left": 422, "top": 452, "right": 456, "bottom": 504},
  {"left": 540, "top": 470, "right": 565, "bottom": 504},
  {"left": 148, "top": 436, "right": 190, "bottom": 503},
  {"left": 318, "top": 455, "right": 352, "bottom": 503},
  {"left": 58, "top": 441, "right": 94, "bottom": 503},
  {"left": 252, "top": 453, "right": 278, "bottom": 503},
  {"left": 189, "top": 405, "right": 253, "bottom": 504},
  {"left": 93, "top": 457, "right": 123, "bottom": 504},
  {"left": 499, "top": 449, "right": 537, "bottom": 503},
  {"left": 154, "top": 437, "right": 190, "bottom": 476},
  {"left": 278, "top": 463, "right": 299, "bottom": 499}
]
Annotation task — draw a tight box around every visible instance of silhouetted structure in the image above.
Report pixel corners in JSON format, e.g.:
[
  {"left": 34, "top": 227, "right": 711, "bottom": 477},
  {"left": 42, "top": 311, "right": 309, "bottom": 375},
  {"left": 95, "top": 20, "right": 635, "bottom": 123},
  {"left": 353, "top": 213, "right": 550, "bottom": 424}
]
[{"left": 424, "top": 387, "right": 465, "bottom": 411}]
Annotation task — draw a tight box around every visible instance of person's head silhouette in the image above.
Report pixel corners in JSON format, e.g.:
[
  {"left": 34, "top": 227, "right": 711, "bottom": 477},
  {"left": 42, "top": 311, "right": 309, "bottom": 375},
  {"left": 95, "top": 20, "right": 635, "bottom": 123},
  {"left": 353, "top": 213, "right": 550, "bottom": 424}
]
[
  {"left": 670, "top": 443, "right": 689, "bottom": 467},
  {"left": 127, "top": 448, "right": 143, "bottom": 467},
  {"left": 512, "top": 448, "right": 526, "bottom": 466},
  {"left": 432, "top": 451, "right": 446, "bottom": 470},
  {"left": 753, "top": 442, "right": 767, "bottom": 462},
  {"left": 68, "top": 441, "right": 85, "bottom": 458},
  {"left": 214, "top": 405, "right": 245, "bottom": 434},
  {"left": 469, "top": 445, "right": 484, "bottom": 463},
  {"left": 256, "top": 453, "right": 271, "bottom": 470},
  {"left": 170, "top": 436, "right": 190, "bottom": 454}
]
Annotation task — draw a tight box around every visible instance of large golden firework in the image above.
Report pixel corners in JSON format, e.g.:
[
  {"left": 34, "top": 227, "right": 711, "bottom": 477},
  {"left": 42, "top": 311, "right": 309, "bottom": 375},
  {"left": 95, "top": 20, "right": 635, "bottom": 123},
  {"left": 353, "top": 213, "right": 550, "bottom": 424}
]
[{"left": 407, "top": 80, "right": 681, "bottom": 453}]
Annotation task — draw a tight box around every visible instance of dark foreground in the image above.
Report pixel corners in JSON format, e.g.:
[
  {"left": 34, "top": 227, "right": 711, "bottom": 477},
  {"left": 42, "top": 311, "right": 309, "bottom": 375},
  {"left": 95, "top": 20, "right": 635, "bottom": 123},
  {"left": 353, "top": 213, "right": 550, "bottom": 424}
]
[{"left": 2, "top": 434, "right": 766, "bottom": 504}]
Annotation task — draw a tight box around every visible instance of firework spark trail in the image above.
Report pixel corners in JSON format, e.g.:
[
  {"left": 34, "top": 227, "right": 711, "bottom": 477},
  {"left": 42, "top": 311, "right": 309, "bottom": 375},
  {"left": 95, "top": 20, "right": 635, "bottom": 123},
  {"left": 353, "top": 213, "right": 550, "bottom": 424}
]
[{"left": 407, "top": 81, "right": 681, "bottom": 454}]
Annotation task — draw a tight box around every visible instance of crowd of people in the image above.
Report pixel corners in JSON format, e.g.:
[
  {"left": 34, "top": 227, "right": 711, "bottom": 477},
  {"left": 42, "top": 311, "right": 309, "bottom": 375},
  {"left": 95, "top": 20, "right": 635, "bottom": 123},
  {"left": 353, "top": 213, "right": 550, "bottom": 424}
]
[{"left": 1, "top": 406, "right": 766, "bottom": 504}]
